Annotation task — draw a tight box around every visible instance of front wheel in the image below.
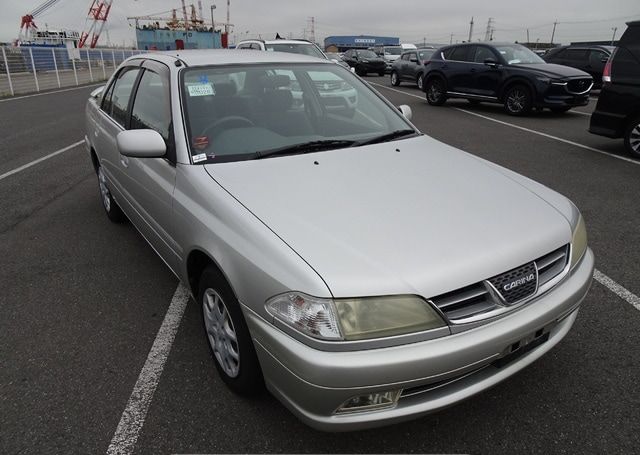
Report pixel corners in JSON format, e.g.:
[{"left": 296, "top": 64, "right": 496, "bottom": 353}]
[
  {"left": 355, "top": 66, "right": 366, "bottom": 77},
  {"left": 97, "top": 165, "right": 126, "bottom": 223},
  {"left": 503, "top": 84, "right": 532, "bottom": 116},
  {"left": 425, "top": 78, "right": 447, "bottom": 105},
  {"left": 623, "top": 116, "right": 640, "bottom": 158},
  {"left": 199, "top": 266, "right": 264, "bottom": 395},
  {"left": 390, "top": 71, "right": 400, "bottom": 86},
  {"left": 416, "top": 73, "right": 424, "bottom": 90},
  {"left": 378, "top": 71, "right": 385, "bottom": 77}
]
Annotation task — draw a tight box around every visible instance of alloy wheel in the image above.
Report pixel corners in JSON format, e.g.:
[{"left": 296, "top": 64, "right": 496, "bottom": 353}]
[
  {"left": 203, "top": 288, "right": 240, "bottom": 378},
  {"left": 506, "top": 89, "right": 526, "bottom": 113},
  {"left": 629, "top": 124, "right": 640, "bottom": 154},
  {"left": 427, "top": 81, "right": 442, "bottom": 103},
  {"left": 98, "top": 166, "right": 111, "bottom": 212}
]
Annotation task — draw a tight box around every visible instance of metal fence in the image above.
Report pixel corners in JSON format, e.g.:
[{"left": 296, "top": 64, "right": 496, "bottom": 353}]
[{"left": 0, "top": 46, "right": 145, "bottom": 97}]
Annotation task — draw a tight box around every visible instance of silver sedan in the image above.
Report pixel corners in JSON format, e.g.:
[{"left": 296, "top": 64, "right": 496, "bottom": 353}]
[{"left": 85, "top": 49, "right": 594, "bottom": 431}]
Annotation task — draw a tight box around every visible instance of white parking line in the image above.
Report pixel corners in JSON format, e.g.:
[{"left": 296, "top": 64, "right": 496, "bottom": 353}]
[
  {"left": 370, "top": 82, "right": 640, "bottom": 166},
  {"left": 0, "top": 83, "right": 104, "bottom": 103},
  {"left": 106, "top": 284, "right": 190, "bottom": 455},
  {"left": 0, "top": 140, "right": 84, "bottom": 181},
  {"left": 593, "top": 270, "right": 640, "bottom": 312}
]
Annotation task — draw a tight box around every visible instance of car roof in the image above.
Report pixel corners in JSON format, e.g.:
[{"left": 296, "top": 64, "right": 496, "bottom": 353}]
[{"left": 133, "top": 49, "right": 330, "bottom": 67}]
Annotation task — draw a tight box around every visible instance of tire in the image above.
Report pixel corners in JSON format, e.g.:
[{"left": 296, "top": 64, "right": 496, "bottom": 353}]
[
  {"left": 425, "top": 78, "right": 447, "bottom": 105},
  {"left": 550, "top": 106, "right": 571, "bottom": 113},
  {"left": 378, "top": 71, "right": 385, "bottom": 77},
  {"left": 390, "top": 71, "right": 400, "bottom": 86},
  {"left": 623, "top": 116, "right": 640, "bottom": 159},
  {"left": 355, "top": 66, "right": 366, "bottom": 77},
  {"left": 97, "top": 165, "right": 126, "bottom": 223},
  {"left": 199, "top": 266, "right": 264, "bottom": 395},
  {"left": 468, "top": 99, "right": 481, "bottom": 106},
  {"left": 416, "top": 73, "right": 424, "bottom": 90},
  {"left": 503, "top": 84, "right": 533, "bottom": 116}
]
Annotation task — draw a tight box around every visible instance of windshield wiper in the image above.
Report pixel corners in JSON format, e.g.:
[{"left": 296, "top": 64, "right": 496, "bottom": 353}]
[
  {"left": 253, "top": 140, "right": 357, "bottom": 160},
  {"left": 354, "top": 129, "right": 418, "bottom": 146}
]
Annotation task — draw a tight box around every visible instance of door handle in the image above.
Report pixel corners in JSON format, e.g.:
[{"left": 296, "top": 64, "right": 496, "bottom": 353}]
[{"left": 120, "top": 155, "right": 129, "bottom": 168}]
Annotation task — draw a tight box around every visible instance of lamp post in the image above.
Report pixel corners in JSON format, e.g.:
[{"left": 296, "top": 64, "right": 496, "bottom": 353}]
[{"left": 210, "top": 4, "right": 217, "bottom": 48}]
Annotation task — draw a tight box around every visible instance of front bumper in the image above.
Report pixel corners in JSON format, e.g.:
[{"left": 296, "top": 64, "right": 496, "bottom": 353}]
[{"left": 246, "top": 248, "right": 594, "bottom": 431}]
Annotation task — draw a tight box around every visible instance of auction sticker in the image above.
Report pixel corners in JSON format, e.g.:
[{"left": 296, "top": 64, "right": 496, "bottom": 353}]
[
  {"left": 193, "top": 153, "right": 207, "bottom": 163},
  {"left": 187, "top": 84, "right": 215, "bottom": 97}
]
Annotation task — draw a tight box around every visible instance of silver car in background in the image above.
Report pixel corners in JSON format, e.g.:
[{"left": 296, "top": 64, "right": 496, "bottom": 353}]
[{"left": 85, "top": 50, "right": 594, "bottom": 431}]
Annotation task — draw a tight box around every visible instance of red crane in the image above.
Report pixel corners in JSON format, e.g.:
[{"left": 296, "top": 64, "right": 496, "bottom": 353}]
[
  {"left": 18, "top": 0, "right": 64, "bottom": 43},
  {"left": 78, "top": 0, "right": 114, "bottom": 48}
]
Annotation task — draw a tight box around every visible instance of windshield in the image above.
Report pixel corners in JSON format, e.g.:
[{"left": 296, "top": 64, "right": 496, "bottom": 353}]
[
  {"left": 385, "top": 47, "right": 402, "bottom": 55},
  {"left": 494, "top": 45, "right": 545, "bottom": 64},
  {"left": 357, "top": 50, "right": 378, "bottom": 59},
  {"left": 266, "top": 43, "right": 326, "bottom": 59},
  {"left": 181, "top": 63, "right": 413, "bottom": 163}
]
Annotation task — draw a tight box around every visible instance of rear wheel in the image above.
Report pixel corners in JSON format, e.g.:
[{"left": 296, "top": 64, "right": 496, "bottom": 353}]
[
  {"left": 503, "top": 84, "right": 532, "bottom": 116},
  {"left": 390, "top": 71, "right": 400, "bottom": 86},
  {"left": 199, "top": 266, "right": 264, "bottom": 395},
  {"left": 97, "top": 165, "right": 125, "bottom": 223},
  {"left": 416, "top": 73, "right": 424, "bottom": 90},
  {"left": 425, "top": 78, "right": 447, "bottom": 105},
  {"left": 623, "top": 116, "right": 640, "bottom": 158},
  {"left": 355, "top": 66, "right": 366, "bottom": 76},
  {"left": 378, "top": 71, "right": 385, "bottom": 77}
]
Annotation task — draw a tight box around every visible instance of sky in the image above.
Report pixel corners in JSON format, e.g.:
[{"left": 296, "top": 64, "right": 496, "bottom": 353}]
[{"left": 3, "top": 0, "right": 640, "bottom": 47}]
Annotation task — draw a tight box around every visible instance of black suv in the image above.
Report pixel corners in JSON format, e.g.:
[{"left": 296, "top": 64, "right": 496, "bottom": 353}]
[
  {"left": 544, "top": 45, "right": 614, "bottom": 88},
  {"left": 342, "top": 49, "right": 386, "bottom": 76},
  {"left": 423, "top": 42, "right": 593, "bottom": 115},
  {"left": 589, "top": 21, "right": 640, "bottom": 158}
]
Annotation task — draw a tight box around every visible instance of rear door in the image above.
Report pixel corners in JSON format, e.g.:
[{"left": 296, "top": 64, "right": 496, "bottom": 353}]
[
  {"left": 95, "top": 64, "right": 142, "bottom": 205},
  {"left": 443, "top": 45, "right": 475, "bottom": 93}
]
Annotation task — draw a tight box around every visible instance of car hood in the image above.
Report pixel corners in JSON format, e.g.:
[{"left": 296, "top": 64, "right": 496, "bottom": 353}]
[
  {"left": 510, "top": 63, "right": 592, "bottom": 79},
  {"left": 204, "top": 135, "right": 571, "bottom": 299}
]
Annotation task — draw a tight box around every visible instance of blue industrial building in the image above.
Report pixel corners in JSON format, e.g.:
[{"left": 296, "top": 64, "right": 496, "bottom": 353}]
[
  {"left": 324, "top": 35, "right": 399, "bottom": 52},
  {"left": 136, "top": 28, "right": 222, "bottom": 50}
]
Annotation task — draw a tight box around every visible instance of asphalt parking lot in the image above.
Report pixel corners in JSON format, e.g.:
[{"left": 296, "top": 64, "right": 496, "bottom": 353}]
[{"left": 1, "top": 77, "right": 639, "bottom": 454}]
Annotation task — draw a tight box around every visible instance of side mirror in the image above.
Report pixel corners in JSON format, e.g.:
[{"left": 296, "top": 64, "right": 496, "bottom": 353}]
[
  {"left": 484, "top": 58, "right": 499, "bottom": 68},
  {"left": 90, "top": 85, "right": 105, "bottom": 100},
  {"left": 117, "top": 129, "right": 166, "bottom": 158},
  {"left": 398, "top": 104, "right": 412, "bottom": 121}
]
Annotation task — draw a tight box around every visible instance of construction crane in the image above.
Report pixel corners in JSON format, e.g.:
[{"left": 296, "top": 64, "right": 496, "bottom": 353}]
[
  {"left": 18, "top": 0, "right": 64, "bottom": 42},
  {"left": 78, "top": 0, "right": 114, "bottom": 48}
]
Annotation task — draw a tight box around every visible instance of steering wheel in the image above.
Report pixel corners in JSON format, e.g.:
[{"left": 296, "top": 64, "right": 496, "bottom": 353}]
[{"left": 201, "top": 115, "right": 255, "bottom": 139}]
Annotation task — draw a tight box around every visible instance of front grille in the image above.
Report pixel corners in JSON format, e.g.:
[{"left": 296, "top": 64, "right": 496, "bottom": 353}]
[
  {"left": 488, "top": 262, "right": 537, "bottom": 304},
  {"left": 429, "top": 244, "right": 570, "bottom": 322},
  {"left": 566, "top": 78, "right": 592, "bottom": 94},
  {"left": 314, "top": 81, "right": 343, "bottom": 91}
]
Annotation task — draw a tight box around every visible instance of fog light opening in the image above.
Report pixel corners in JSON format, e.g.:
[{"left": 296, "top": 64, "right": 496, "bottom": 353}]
[{"left": 335, "top": 390, "right": 402, "bottom": 414}]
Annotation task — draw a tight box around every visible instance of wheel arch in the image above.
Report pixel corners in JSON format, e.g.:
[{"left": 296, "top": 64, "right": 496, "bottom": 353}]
[{"left": 186, "top": 248, "right": 238, "bottom": 302}]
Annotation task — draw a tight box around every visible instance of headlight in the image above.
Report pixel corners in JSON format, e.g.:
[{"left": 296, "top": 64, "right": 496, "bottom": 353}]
[
  {"left": 266, "top": 293, "right": 445, "bottom": 341},
  {"left": 570, "top": 214, "right": 588, "bottom": 268},
  {"left": 362, "top": 59, "right": 369, "bottom": 63}
]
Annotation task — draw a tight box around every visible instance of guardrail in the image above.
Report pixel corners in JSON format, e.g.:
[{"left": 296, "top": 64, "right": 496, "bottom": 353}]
[{"left": 0, "top": 45, "right": 145, "bottom": 97}]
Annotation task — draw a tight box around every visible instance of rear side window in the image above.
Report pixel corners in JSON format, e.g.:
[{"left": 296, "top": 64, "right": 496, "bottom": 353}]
[
  {"left": 589, "top": 50, "right": 609, "bottom": 66},
  {"left": 565, "top": 49, "right": 588, "bottom": 61},
  {"left": 130, "top": 70, "right": 171, "bottom": 140},
  {"left": 446, "top": 46, "right": 472, "bottom": 62},
  {"left": 103, "top": 68, "right": 141, "bottom": 127}
]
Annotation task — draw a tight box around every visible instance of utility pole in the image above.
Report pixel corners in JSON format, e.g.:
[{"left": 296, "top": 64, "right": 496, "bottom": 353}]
[
  {"left": 423, "top": 37, "right": 426, "bottom": 47},
  {"left": 450, "top": 33, "right": 454, "bottom": 45},
  {"left": 210, "top": 4, "right": 216, "bottom": 47},
  {"left": 611, "top": 27, "right": 618, "bottom": 44},
  {"left": 468, "top": 17, "right": 474, "bottom": 42},
  {"left": 550, "top": 20, "right": 557, "bottom": 44},
  {"left": 526, "top": 29, "right": 530, "bottom": 44},
  {"left": 484, "top": 17, "right": 494, "bottom": 42},
  {"left": 310, "top": 16, "right": 315, "bottom": 44},
  {"left": 226, "top": 0, "right": 230, "bottom": 35}
]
